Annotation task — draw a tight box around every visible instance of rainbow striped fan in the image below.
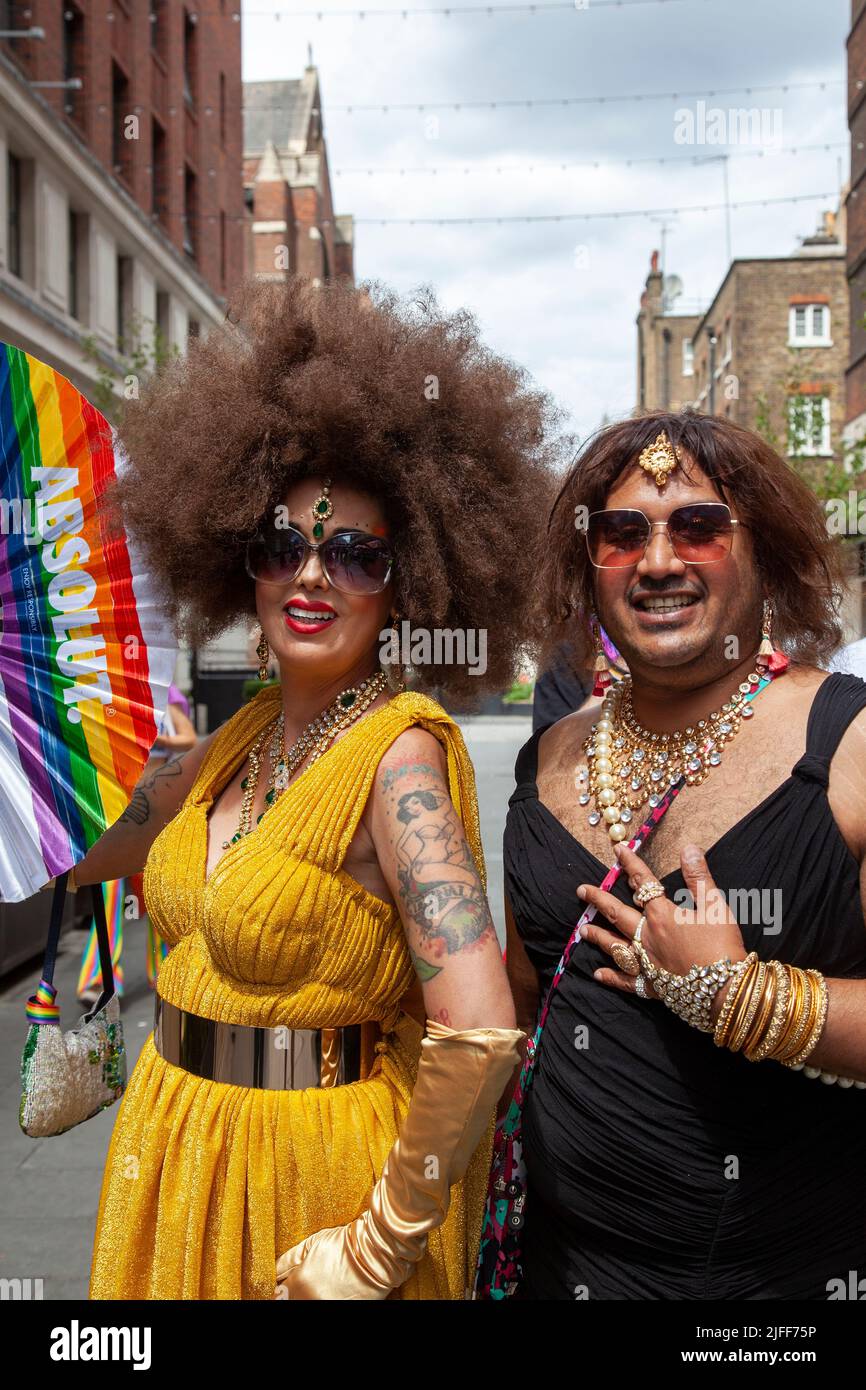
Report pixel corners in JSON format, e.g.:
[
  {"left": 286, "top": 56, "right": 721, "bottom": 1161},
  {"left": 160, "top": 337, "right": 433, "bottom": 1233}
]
[{"left": 0, "top": 343, "right": 176, "bottom": 902}]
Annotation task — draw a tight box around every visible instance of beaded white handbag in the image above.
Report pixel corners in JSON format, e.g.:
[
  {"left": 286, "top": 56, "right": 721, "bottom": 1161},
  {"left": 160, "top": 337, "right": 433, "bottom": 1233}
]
[{"left": 19, "top": 876, "right": 127, "bottom": 1138}]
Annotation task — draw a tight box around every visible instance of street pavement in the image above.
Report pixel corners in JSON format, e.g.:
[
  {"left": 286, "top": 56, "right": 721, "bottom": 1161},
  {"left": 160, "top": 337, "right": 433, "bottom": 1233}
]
[
  {"left": 458, "top": 714, "right": 532, "bottom": 947},
  {"left": 0, "top": 712, "right": 532, "bottom": 1300}
]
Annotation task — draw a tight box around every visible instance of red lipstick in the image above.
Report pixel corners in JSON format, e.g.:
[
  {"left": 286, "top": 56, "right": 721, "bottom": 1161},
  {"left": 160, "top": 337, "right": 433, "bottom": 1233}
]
[{"left": 282, "top": 597, "right": 337, "bottom": 635}]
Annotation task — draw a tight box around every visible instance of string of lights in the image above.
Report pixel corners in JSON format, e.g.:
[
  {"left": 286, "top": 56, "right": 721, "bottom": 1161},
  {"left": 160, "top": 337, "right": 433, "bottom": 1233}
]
[
  {"left": 332, "top": 141, "right": 848, "bottom": 176},
  {"left": 141, "top": 0, "right": 715, "bottom": 21},
  {"left": 353, "top": 189, "right": 839, "bottom": 223},
  {"left": 40, "top": 78, "right": 843, "bottom": 120},
  {"left": 173, "top": 188, "right": 837, "bottom": 225},
  {"left": 245, "top": 77, "right": 844, "bottom": 114}
]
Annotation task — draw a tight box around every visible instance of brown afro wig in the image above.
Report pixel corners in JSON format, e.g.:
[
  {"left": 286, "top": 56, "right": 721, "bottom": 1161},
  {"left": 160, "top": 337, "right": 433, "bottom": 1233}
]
[{"left": 110, "top": 275, "right": 573, "bottom": 703}]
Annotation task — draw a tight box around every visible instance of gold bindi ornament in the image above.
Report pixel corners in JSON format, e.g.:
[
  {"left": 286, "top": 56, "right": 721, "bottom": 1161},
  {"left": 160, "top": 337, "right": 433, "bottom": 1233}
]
[
  {"left": 637, "top": 431, "right": 681, "bottom": 488},
  {"left": 311, "top": 477, "right": 333, "bottom": 539}
]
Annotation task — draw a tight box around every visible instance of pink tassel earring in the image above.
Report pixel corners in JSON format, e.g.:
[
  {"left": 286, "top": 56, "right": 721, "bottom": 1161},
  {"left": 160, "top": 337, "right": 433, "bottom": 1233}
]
[
  {"left": 755, "top": 598, "right": 789, "bottom": 676},
  {"left": 590, "top": 615, "right": 612, "bottom": 697}
]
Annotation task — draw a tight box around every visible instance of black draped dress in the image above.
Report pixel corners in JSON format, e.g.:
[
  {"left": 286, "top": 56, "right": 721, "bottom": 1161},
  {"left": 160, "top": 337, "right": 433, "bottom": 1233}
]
[{"left": 504, "top": 673, "right": 866, "bottom": 1299}]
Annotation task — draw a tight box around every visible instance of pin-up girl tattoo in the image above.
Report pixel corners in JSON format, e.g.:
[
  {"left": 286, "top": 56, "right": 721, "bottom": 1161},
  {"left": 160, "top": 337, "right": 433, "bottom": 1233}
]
[{"left": 395, "top": 786, "right": 493, "bottom": 957}]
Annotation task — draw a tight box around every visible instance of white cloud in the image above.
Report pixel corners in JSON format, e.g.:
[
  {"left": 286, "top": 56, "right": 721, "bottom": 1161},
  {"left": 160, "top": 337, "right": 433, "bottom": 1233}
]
[{"left": 241, "top": 0, "right": 850, "bottom": 442}]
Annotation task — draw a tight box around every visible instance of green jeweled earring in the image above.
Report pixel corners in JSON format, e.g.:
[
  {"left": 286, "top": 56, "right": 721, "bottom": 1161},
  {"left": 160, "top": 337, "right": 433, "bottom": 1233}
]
[{"left": 312, "top": 477, "right": 333, "bottom": 539}]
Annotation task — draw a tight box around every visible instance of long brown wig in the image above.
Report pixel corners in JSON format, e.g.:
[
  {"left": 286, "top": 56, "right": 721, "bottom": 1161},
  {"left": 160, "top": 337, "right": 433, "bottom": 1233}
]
[{"left": 540, "top": 408, "right": 847, "bottom": 673}]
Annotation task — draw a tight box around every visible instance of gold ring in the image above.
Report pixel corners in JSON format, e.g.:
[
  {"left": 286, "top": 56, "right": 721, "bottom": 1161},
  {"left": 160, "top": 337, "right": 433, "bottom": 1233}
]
[
  {"left": 633, "top": 880, "right": 666, "bottom": 908},
  {"left": 611, "top": 942, "right": 641, "bottom": 976}
]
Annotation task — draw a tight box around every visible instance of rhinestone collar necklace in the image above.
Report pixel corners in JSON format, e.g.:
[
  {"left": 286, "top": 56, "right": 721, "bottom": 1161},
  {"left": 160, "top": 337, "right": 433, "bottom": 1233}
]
[{"left": 579, "top": 668, "right": 767, "bottom": 847}]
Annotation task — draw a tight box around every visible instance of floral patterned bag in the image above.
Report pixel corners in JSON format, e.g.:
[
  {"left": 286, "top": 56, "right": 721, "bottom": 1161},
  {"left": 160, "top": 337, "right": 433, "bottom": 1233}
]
[{"left": 19, "top": 874, "right": 126, "bottom": 1138}]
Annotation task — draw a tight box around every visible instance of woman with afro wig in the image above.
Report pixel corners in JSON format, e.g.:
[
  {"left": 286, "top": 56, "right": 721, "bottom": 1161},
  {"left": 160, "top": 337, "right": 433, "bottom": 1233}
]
[{"left": 77, "top": 274, "right": 570, "bottom": 1300}]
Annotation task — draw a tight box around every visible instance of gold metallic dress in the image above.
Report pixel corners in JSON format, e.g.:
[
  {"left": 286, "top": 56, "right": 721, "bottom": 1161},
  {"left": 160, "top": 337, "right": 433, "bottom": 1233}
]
[{"left": 88, "top": 684, "right": 493, "bottom": 1300}]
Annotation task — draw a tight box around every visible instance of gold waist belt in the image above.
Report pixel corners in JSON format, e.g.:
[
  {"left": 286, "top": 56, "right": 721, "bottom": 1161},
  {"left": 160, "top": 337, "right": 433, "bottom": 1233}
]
[{"left": 153, "top": 996, "right": 365, "bottom": 1090}]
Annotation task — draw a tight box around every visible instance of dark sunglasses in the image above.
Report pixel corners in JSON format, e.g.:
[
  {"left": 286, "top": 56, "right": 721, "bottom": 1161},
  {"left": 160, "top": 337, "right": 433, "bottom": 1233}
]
[
  {"left": 585, "top": 503, "right": 741, "bottom": 569},
  {"left": 245, "top": 525, "right": 394, "bottom": 594}
]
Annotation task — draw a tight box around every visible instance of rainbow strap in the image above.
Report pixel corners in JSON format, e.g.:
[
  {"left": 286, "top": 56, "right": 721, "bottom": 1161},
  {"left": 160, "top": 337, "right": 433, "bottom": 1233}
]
[
  {"left": 77, "top": 879, "right": 125, "bottom": 997},
  {"left": 76, "top": 878, "right": 170, "bottom": 996},
  {"left": 25, "top": 980, "right": 60, "bottom": 1025}
]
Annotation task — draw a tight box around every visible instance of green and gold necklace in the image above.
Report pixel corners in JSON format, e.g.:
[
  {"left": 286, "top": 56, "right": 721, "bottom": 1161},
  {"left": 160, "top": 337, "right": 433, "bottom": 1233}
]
[{"left": 222, "top": 670, "right": 388, "bottom": 848}]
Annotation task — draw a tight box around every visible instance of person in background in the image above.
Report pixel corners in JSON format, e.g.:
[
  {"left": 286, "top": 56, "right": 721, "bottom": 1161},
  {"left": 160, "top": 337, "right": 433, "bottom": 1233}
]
[
  {"left": 531, "top": 640, "right": 593, "bottom": 733},
  {"left": 531, "top": 636, "right": 628, "bottom": 733},
  {"left": 149, "top": 682, "right": 198, "bottom": 760}
]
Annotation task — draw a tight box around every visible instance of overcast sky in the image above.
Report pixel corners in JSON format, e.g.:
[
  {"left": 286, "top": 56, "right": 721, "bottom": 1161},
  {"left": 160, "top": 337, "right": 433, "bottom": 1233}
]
[{"left": 241, "top": 0, "right": 849, "bottom": 446}]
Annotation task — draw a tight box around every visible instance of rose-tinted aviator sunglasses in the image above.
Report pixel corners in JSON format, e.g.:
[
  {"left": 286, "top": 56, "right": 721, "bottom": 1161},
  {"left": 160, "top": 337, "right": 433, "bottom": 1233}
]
[
  {"left": 245, "top": 524, "right": 394, "bottom": 595},
  {"left": 586, "top": 502, "right": 741, "bottom": 569}
]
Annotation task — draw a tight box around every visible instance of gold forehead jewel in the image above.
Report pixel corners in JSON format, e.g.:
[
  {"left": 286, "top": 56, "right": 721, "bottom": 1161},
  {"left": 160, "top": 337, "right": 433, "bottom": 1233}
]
[{"left": 637, "top": 431, "right": 681, "bottom": 488}]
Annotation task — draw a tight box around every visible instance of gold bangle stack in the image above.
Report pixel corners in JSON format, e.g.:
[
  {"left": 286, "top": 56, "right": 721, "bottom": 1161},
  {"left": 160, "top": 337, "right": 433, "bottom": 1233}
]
[
  {"left": 711, "top": 951, "right": 758, "bottom": 1046},
  {"left": 713, "top": 956, "right": 829, "bottom": 1066}
]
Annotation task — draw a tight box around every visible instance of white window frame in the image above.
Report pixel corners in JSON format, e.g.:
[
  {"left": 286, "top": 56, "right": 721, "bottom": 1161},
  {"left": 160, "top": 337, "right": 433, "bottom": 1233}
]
[
  {"left": 682, "top": 338, "right": 694, "bottom": 377},
  {"left": 788, "top": 302, "right": 832, "bottom": 347},
  {"left": 787, "top": 394, "right": 831, "bottom": 457}
]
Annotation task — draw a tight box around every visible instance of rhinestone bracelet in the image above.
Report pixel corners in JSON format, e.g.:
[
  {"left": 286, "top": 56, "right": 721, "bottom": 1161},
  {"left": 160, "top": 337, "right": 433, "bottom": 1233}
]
[{"left": 633, "top": 942, "right": 743, "bottom": 1034}]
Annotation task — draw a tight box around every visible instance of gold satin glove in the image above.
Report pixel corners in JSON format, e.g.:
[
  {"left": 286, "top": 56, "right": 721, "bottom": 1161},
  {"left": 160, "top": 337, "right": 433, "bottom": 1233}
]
[{"left": 274, "top": 1018, "right": 525, "bottom": 1300}]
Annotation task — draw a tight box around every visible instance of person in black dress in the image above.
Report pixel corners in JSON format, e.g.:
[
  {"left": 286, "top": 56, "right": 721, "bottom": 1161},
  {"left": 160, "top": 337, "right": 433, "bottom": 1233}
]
[
  {"left": 531, "top": 641, "right": 593, "bottom": 733},
  {"left": 505, "top": 408, "right": 866, "bottom": 1300}
]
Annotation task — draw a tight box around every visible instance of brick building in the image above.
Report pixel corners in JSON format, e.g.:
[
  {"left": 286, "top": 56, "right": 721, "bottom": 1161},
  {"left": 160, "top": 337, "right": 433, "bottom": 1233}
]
[
  {"left": 243, "top": 65, "right": 354, "bottom": 285},
  {"left": 637, "top": 209, "right": 863, "bottom": 640},
  {"left": 847, "top": 0, "right": 866, "bottom": 437},
  {"left": 0, "top": 1, "right": 244, "bottom": 395},
  {"left": 687, "top": 211, "right": 848, "bottom": 469},
  {"left": 636, "top": 250, "right": 702, "bottom": 412}
]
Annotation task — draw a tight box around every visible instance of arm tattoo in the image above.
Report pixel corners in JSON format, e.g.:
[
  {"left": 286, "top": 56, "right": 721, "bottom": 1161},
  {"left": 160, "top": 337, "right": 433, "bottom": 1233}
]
[
  {"left": 410, "top": 949, "right": 443, "bottom": 982},
  {"left": 381, "top": 760, "right": 439, "bottom": 791},
  {"left": 380, "top": 754, "right": 495, "bottom": 959},
  {"left": 117, "top": 752, "right": 190, "bottom": 827}
]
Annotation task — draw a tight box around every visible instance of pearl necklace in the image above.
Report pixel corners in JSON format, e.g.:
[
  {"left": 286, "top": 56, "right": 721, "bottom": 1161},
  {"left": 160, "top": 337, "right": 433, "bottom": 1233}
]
[
  {"left": 222, "top": 670, "right": 388, "bottom": 848},
  {"left": 580, "top": 670, "right": 765, "bottom": 846}
]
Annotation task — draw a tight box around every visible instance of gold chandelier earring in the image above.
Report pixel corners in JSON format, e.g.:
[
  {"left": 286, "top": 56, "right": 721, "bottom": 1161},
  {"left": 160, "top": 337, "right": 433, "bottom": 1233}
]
[
  {"left": 256, "top": 631, "right": 271, "bottom": 684},
  {"left": 385, "top": 610, "right": 406, "bottom": 693}
]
